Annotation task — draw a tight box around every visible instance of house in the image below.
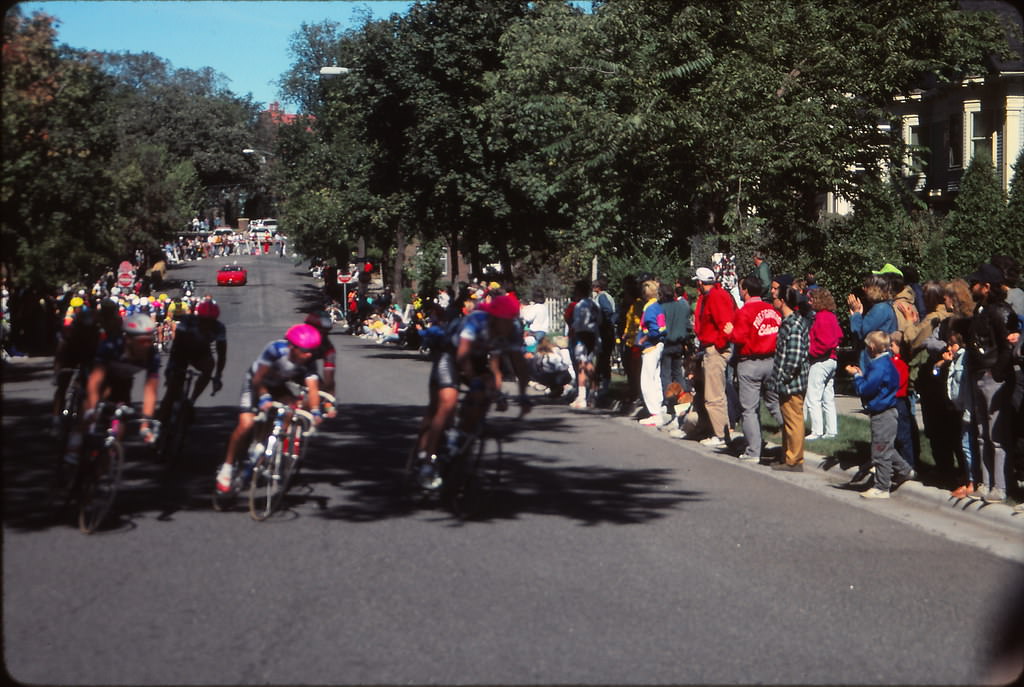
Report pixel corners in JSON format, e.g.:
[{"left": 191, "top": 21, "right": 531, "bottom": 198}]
[{"left": 891, "top": 0, "right": 1024, "bottom": 212}]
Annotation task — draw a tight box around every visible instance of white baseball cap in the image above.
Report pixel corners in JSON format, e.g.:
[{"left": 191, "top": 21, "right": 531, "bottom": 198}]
[{"left": 694, "top": 267, "right": 716, "bottom": 283}]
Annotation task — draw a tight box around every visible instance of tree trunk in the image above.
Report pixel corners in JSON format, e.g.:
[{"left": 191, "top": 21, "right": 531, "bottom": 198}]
[{"left": 393, "top": 222, "right": 406, "bottom": 305}]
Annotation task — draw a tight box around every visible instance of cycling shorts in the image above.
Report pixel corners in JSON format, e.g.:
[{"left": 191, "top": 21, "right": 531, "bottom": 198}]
[
  {"left": 429, "top": 351, "right": 489, "bottom": 390},
  {"left": 238, "top": 370, "right": 292, "bottom": 413}
]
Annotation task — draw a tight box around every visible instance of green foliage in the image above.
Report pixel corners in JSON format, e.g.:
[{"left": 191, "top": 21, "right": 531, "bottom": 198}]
[
  {"left": 942, "top": 150, "right": 1008, "bottom": 279},
  {"left": 407, "top": 237, "right": 447, "bottom": 293},
  {"left": 601, "top": 239, "right": 692, "bottom": 295},
  {"left": 1005, "top": 147, "right": 1024, "bottom": 260}
]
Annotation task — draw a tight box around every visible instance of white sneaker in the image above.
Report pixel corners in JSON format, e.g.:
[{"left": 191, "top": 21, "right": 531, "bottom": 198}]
[
  {"left": 806, "top": 433, "right": 824, "bottom": 441},
  {"left": 215, "top": 464, "right": 234, "bottom": 493},
  {"left": 699, "top": 436, "right": 726, "bottom": 448},
  {"left": 569, "top": 397, "right": 587, "bottom": 409},
  {"left": 860, "top": 487, "right": 890, "bottom": 500},
  {"left": 638, "top": 416, "right": 659, "bottom": 426}
]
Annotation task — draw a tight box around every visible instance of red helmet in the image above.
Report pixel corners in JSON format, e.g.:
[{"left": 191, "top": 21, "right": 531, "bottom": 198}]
[
  {"left": 196, "top": 300, "right": 220, "bottom": 320},
  {"left": 482, "top": 294, "right": 521, "bottom": 320},
  {"left": 285, "top": 324, "right": 321, "bottom": 351},
  {"left": 305, "top": 311, "right": 333, "bottom": 331}
]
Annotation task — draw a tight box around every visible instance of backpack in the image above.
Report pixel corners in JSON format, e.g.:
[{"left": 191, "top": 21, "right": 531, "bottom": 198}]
[{"left": 572, "top": 297, "right": 602, "bottom": 335}]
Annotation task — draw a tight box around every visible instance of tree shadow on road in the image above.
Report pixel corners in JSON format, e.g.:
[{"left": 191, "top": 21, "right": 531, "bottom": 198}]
[{"left": 4, "top": 385, "right": 704, "bottom": 532}]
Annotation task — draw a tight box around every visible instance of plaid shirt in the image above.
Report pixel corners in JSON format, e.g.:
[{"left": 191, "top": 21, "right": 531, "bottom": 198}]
[{"left": 771, "top": 311, "right": 809, "bottom": 396}]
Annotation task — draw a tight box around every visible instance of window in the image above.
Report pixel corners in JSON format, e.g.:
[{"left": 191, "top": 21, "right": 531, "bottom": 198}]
[
  {"left": 970, "top": 110, "right": 990, "bottom": 160},
  {"left": 948, "top": 113, "right": 963, "bottom": 168}
]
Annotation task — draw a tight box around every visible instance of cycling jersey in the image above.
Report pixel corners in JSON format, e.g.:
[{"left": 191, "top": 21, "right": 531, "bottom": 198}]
[
  {"left": 314, "top": 338, "right": 337, "bottom": 372},
  {"left": 250, "top": 340, "right": 319, "bottom": 388},
  {"left": 94, "top": 335, "right": 161, "bottom": 403},
  {"left": 167, "top": 301, "right": 190, "bottom": 320},
  {"left": 453, "top": 310, "right": 524, "bottom": 362},
  {"left": 168, "top": 315, "right": 226, "bottom": 362}
]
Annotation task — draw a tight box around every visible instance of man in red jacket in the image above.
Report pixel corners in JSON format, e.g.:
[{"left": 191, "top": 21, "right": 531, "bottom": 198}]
[
  {"left": 693, "top": 266, "right": 736, "bottom": 446},
  {"left": 724, "top": 276, "right": 781, "bottom": 461}
]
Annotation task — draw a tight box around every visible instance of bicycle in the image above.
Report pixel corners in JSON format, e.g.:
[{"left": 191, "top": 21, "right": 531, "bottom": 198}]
[
  {"left": 60, "top": 402, "right": 160, "bottom": 533},
  {"left": 404, "top": 390, "right": 526, "bottom": 518},
  {"left": 212, "top": 391, "right": 334, "bottom": 519}
]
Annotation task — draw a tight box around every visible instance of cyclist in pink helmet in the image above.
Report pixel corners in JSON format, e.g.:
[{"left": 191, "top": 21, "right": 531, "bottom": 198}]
[{"left": 215, "top": 323, "right": 324, "bottom": 493}]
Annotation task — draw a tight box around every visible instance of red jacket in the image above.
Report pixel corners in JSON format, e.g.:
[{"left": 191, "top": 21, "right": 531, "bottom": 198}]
[
  {"left": 892, "top": 353, "right": 909, "bottom": 398},
  {"left": 694, "top": 284, "right": 735, "bottom": 350},
  {"left": 808, "top": 309, "right": 843, "bottom": 361},
  {"left": 726, "top": 298, "right": 780, "bottom": 357}
]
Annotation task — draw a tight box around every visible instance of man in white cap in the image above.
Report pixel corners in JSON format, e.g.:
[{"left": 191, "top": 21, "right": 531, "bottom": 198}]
[{"left": 692, "top": 266, "right": 736, "bottom": 447}]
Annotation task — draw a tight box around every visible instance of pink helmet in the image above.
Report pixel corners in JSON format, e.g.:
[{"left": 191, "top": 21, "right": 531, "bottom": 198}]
[
  {"left": 483, "top": 293, "right": 521, "bottom": 320},
  {"left": 285, "top": 323, "right": 321, "bottom": 351},
  {"left": 195, "top": 300, "right": 220, "bottom": 320}
]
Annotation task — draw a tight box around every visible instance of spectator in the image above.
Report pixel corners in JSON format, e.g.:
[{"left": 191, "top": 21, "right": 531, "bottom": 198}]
[
  {"left": 769, "top": 285, "right": 810, "bottom": 471},
  {"left": 805, "top": 287, "right": 843, "bottom": 441},
  {"left": 528, "top": 337, "right": 573, "bottom": 398},
  {"left": 520, "top": 290, "right": 550, "bottom": 348},
  {"left": 636, "top": 279, "right": 666, "bottom": 426},
  {"left": 723, "top": 275, "right": 780, "bottom": 462},
  {"left": 569, "top": 279, "right": 602, "bottom": 409},
  {"left": 659, "top": 281, "right": 691, "bottom": 418},
  {"left": 692, "top": 266, "right": 736, "bottom": 446},
  {"left": 845, "top": 330, "right": 916, "bottom": 499},
  {"left": 932, "top": 331, "right": 977, "bottom": 498},
  {"left": 592, "top": 278, "right": 617, "bottom": 398},
  {"left": 618, "top": 275, "right": 643, "bottom": 413},
  {"left": 751, "top": 251, "right": 772, "bottom": 293},
  {"left": 848, "top": 273, "right": 897, "bottom": 370},
  {"left": 889, "top": 330, "right": 917, "bottom": 470},
  {"left": 965, "top": 263, "right": 1020, "bottom": 503}
]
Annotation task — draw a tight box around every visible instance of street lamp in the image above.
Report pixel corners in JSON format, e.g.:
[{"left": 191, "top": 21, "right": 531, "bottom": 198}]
[{"left": 319, "top": 66, "right": 352, "bottom": 77}]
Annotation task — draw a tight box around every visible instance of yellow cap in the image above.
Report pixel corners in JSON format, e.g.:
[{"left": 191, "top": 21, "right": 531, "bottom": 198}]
[{"left": 70, "top": 297, "right": 84, "bottom": 308}]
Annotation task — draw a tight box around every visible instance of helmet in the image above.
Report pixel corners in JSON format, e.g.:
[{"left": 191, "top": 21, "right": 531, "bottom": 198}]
[
  {"left": 482, "top": 293, "right": 521, "bottom": 320},
  {"left": 196, "top": 300, "right": 220, "bottom": 320},
  {"left": 70, "top": 296, "right": 84, "bottom": 308},
  {"left": 305, "top": 311, "right": 333, "bottom": 331},
  {"left": 159, "top": 293, "right": 169, "bottom": 302},
  {"left": 123, "top": 313, "right": 157, "bottom": 337},
  {"left": 285, "top": 324, "right": 321, "bottom": 351}
]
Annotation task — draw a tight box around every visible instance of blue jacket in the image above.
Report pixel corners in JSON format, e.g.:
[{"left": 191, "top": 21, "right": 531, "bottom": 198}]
[
  {"left": 850, "top": 301, "right": 897, "bottom": 340},
  {"left": 853, "top": 352, "right": 899, "bottom": 414}
]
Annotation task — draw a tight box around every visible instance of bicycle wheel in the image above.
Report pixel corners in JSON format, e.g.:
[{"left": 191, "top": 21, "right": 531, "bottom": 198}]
[
  {"left": 160, "top": 401, "right": 190, "bottom": 468},
  {"left": 78, "top": 440, "right": 124, "bottom": 534},
  {"left": 273, "top": 423, "right": 304, "bottom": 507},
  {"left": 249, "top": 440, "right": 283, "bottom": 521},
  {"left": 441, "top": 437, "right": 483, "bottom": 518}
]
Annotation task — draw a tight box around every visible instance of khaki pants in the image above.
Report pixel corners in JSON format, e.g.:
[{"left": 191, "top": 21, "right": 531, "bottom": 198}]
[
  {"left": 702, "top": 345, "right": 732, "bottom": 438},
  {"left": 780, "top": 393, "right": 805, "bottom": 466}
]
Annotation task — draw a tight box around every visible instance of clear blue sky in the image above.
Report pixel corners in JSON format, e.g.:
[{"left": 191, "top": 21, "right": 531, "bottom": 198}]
[{"left": 15, "top": 1, "right": 415, "bottom": 108}]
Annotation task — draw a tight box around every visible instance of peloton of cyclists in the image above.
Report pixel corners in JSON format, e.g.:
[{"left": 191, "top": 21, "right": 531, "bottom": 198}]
[
  {"left": 214, "top": 323, "right": 325, "bottom": 494},
  {"left": 158, "top": 298, "right": 227, "bottom": 423},
  {"left": 63, "top": 313, "right": 161, "bottom": 463},
  {"left": 413, "top": 291, "right": 532, "bottom": 489}
]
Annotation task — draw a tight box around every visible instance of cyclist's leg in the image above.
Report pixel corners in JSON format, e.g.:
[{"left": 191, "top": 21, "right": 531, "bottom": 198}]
[
  {"left": 189, "top": 353, "right": 214, "bottom": 402},
  {"left": 420, "top": 352, "right": 459, "bottom": 456},
  {"left": 159, "top": 361, "right": 186, "bottom": 422}
]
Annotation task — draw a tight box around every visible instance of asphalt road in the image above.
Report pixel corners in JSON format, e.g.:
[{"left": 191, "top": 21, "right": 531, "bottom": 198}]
[{"left": 3, "top": 254, "right": 1023, "bottom": 685}]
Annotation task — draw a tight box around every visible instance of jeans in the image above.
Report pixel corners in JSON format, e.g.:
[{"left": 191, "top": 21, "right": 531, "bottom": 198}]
[
  {"left": 736, "top": 357, "right": 774, "bottom": 459},
  {"left": 640, "top": 343, "right": 664, "bottom": 416},
  {"left": 805, "top": 358, "right": 837, "bottom": 436},
  {"left": 973, "top": 370, "right": 1011, "bottom": 491}
]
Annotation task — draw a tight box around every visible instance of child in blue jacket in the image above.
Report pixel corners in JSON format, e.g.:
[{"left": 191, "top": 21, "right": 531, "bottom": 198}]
[{"left": 845, "top": 330, "right": 915, "bottom": 499}]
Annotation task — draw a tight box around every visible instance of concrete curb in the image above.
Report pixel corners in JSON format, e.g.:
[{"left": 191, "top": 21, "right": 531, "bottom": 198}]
[{"left": 597, "top": 407, "right": 1024, "bottom": 538}]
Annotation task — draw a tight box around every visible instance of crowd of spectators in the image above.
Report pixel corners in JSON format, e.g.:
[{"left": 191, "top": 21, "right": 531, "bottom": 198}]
[{"left": 351, "top": 252, "right": 1022, "bottom": 508}]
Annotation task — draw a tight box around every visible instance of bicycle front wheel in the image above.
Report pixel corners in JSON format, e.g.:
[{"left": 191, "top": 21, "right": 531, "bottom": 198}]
[
  {"left": 274, "top": 424, "right": 303, "bottom": 506},
  {"left": 249, "top": 442, "right": 283, "bottom": 521},
  {"left": 78, "top": 441, "right": 124, "bottom": 534}
]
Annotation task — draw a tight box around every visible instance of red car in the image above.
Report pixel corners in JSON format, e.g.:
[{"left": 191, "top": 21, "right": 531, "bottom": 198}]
[{"left": 216, "top": 264, "right": 248, "bottom": 286}]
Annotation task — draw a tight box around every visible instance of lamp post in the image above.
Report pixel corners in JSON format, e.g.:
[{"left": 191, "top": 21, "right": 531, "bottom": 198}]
[{"left": 319, "top": 66, "right": 351, "bottom": 77}]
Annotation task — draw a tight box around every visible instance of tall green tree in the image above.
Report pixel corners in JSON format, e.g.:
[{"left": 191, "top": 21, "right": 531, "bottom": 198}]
[{"left": 942, "top": 149, "right": 1009, "bottom": 279}]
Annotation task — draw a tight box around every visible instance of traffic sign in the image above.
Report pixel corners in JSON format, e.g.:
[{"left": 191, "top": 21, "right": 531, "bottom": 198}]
[{"left": 337, "top": 274, "right": 353, "bottom": 284}]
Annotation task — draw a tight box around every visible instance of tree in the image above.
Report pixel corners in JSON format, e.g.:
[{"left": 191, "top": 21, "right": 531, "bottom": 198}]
[
  {"left": 942, "top": 149, "right": 1008, "bottom": 279},
  {"left": 1005, "top": 147, "right": 1024, "bottom": 260}
]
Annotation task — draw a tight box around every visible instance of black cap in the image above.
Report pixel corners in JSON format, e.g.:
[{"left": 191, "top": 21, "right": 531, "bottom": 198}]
[
  {"left": 966, "top": 263, "right": 1004, "bottom": 286},
  {"left": 773, "top": 274, "right": 794, "bottom": 291}
]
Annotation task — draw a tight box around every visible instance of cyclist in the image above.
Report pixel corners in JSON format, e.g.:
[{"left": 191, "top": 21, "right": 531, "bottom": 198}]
[
  {"left": 52, "top": 298, "right": 100, "bottom": 430},
  {"left": 214, "top": 324, "right": 324, "bottom": 493},
  {"left": 158, "top": 299, "right": 227, "bottom": 422},
  {"left": 413, "top": 293, "right": 531, "bottom": 488},
  {"left": 304, "top": 311, "right": 338, "bottom": 409},
  {"left": 63, "top": 313, "right": 161, "bottom": 463}
]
